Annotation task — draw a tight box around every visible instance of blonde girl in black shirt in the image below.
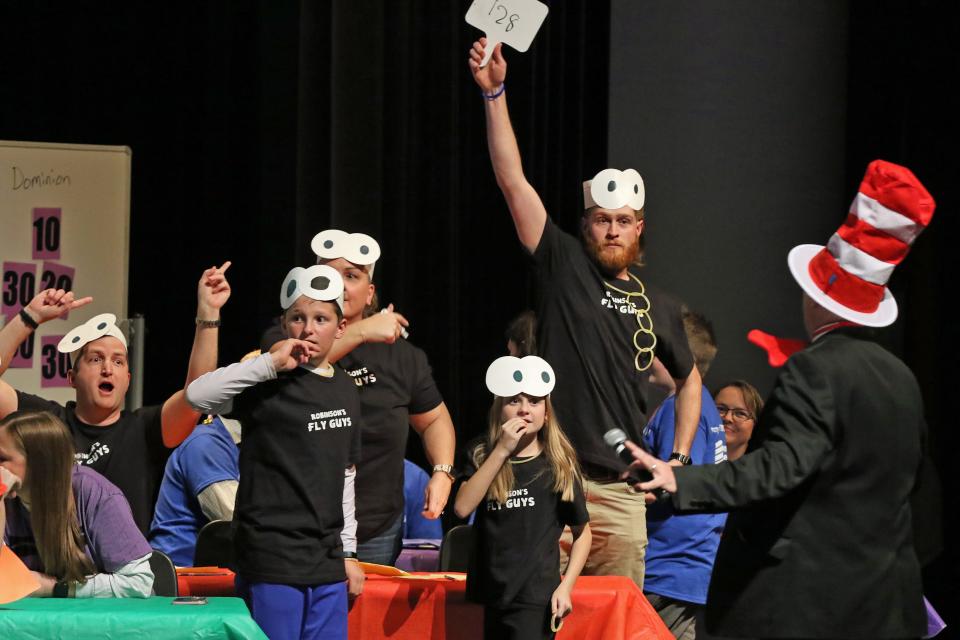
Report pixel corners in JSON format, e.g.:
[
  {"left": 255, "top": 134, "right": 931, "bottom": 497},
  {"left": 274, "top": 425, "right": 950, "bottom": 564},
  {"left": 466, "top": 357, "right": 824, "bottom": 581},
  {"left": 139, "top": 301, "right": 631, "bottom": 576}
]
[{"left": 455, "top": 356, "right": 591, "bottom": 640}]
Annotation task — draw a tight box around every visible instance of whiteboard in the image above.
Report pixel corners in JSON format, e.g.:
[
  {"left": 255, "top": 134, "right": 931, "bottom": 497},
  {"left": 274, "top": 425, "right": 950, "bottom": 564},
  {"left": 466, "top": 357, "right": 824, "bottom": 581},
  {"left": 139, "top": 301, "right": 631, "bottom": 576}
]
[{"left": 0, "top": 140, "right": 131, "bottom": 404}]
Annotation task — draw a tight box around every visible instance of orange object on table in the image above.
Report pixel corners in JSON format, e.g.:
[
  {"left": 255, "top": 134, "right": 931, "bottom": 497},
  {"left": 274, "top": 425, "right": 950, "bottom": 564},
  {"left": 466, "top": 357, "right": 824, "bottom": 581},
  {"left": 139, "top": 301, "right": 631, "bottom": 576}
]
[
  {"left": 347, "top": 573, "right": 672, "bottom": 640},
  {"left": 0, "top": 545, "right": 40, "bottom": 604},
  {"left": 175, "top": 566, "right": 236, "bottom": 597}
]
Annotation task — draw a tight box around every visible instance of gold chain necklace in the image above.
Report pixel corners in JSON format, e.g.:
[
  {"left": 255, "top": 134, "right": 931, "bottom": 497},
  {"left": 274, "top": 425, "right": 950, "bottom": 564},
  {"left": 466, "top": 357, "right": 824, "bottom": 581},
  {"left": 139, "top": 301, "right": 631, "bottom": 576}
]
[{"left": 603, "top": 273, "right": 657, "bottom": 371}]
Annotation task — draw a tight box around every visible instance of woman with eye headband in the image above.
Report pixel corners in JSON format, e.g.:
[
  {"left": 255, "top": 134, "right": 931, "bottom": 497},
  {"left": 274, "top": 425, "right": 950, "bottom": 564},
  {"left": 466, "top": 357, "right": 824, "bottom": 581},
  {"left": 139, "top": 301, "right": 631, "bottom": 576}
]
[
  {"left": 262, "top": 230, "right": 456, "bottom": 566},
  {"left": 455, "top": 356, "right": 591, "bottom": 640}
]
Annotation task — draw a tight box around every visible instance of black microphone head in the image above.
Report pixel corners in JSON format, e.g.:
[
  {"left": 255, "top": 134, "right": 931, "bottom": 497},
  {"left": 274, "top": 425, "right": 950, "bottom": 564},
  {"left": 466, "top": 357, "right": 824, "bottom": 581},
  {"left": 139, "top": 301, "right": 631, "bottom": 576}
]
[{"left": 603, "top": 428, "right": 628, "bottom": 449}]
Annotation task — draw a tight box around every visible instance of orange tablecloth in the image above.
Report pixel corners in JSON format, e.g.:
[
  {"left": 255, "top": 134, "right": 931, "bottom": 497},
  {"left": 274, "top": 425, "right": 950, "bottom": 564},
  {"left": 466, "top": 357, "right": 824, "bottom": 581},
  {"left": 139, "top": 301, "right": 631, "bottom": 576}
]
[{"left": 348, "top": 573, "right": 672, "bottom": 640}]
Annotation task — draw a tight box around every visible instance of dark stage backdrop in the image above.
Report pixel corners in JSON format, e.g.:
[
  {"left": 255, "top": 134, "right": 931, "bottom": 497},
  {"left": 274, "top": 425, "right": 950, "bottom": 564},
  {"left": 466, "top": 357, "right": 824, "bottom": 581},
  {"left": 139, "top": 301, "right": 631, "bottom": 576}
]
[
  {"left": 1, "top": 0, "right": 955, "bottom": 616},
  {"left": 608, "top": 0, "right": 849, "bottom": 397},
  {"left": 609, "top": 0, "right": 958, "bottom": 621},
  {"left": 0, "top": 0, "right": 608, "bottom": 436}
]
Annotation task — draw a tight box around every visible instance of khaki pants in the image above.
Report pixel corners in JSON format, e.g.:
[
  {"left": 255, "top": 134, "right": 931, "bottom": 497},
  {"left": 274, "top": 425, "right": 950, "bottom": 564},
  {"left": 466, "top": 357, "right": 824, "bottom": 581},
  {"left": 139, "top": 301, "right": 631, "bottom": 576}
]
[{"left": 560, "top": 478, "right": 648, "bottom": 590}]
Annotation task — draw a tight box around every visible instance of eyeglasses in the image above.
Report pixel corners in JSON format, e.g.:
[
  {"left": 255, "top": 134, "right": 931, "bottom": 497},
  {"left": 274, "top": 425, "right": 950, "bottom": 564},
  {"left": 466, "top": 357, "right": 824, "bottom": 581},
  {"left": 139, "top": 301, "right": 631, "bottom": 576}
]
[{"left": 716, "top": 405, "right": 753, "bottom": 422}]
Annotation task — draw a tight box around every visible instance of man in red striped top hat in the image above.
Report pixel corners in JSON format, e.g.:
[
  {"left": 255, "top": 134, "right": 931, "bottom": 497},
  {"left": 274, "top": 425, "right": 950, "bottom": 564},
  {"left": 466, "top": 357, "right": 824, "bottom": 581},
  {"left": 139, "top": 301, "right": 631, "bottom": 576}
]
[{"left": 627, "top": 160, "right": 934, "bottom": 639}]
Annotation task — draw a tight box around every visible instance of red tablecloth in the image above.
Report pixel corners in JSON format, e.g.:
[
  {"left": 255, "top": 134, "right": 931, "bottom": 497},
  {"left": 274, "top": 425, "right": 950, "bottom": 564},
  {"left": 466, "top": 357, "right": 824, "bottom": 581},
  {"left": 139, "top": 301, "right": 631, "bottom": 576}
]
[
  {"left": 176, "top": 567, "right": 236, "bottom": 597},
  {"left": 175, "top": 568, "right": 671, "bottom": 639},
  {"left": 348, "top": 573, "right": 672, "bottom": 640}
]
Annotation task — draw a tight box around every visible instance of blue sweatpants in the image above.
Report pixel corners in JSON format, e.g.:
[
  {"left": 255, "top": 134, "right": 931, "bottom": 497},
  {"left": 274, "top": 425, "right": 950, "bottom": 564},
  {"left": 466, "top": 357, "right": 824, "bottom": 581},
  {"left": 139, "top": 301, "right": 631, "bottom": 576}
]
[{"left": 237, "top": 576, "right": 347, "bottom": 640}]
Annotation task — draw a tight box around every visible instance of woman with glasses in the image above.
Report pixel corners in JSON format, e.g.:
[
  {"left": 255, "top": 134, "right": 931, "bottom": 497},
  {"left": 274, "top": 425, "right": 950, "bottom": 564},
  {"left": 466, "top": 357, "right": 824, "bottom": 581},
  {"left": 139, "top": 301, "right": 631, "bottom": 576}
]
[{"left": 713, "top": 381, "right": 763, "bottom": 461}]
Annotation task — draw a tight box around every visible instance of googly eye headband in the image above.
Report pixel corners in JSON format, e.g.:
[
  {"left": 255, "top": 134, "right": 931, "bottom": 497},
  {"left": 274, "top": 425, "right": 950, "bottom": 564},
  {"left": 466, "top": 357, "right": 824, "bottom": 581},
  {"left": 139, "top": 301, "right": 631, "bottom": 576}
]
[
  {"left": 280, "top": 264, "right": 345, "bottom": 311},
  {"left": 58, "top": 313, "right": 127, "bottom": 354},
  {"left": 311, "top": 229, "right": 381, "bottom": 280},
  {"left": 485, "top": 356, "right": 556, "bottom": 398},
  {"left": 583, "top": 168, "right": 645, "bottom": 211}
]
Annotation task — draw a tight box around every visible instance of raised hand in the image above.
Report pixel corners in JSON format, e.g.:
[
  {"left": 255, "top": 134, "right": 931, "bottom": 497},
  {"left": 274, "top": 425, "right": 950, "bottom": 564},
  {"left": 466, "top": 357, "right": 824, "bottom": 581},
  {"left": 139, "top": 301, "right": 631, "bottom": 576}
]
[
  {"left": 495, "top": 417, "right": 527, "bottom": 456},
  {"left": 197, "top": 261, "right": 232, "bottom": 316},
  {"left": 358, "top": 304, "right": 409, "bottom": 345},
  {"left": 468, "top": 38, "right": 506, "bottom": 93},
  {"left": 24, "top": 288, "right": 93, "bottom": 325},
  {"left": 269, "top": 338, "right": 320, "bottom": 371}
]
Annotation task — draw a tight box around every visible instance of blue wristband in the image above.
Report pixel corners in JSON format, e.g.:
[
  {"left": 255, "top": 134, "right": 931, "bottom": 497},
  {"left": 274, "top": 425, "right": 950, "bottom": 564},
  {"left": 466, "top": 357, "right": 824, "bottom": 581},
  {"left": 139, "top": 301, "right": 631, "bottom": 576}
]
[{"left": 482, "top": 83, "right": 505, "bottom": 100}]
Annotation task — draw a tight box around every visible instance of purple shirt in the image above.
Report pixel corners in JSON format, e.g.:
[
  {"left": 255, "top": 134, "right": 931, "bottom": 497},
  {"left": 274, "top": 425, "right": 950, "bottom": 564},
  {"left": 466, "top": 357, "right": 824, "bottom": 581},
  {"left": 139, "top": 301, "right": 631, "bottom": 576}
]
[{"left": 3, "top": 466, "right": 151, "bottom": 574}]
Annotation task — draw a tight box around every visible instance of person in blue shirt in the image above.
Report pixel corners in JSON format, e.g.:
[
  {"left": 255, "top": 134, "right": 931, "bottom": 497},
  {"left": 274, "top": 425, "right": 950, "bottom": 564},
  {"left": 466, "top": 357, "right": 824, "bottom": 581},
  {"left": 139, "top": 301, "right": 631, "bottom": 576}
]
[
  {"left": 641, "top": 309, "right": 726, "bottom": 639},
  {"left": 403, "top": 460, "right": 443, "bottom": 540},
  {"left": 148, "top": 414, "right": 240, "bottom": 566}
]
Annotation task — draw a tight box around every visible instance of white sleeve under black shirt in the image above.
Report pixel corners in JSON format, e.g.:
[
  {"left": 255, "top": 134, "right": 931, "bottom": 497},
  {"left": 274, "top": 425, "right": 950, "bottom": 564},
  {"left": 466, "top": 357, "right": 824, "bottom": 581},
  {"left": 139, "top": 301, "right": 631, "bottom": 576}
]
[
  {"left": 231, "top": 366, "right": 362, "bottom": 586},
  {"left": 15, "top": 392, "right": 167, "bottom": 535},
  {"left": 532, "top": 218, "right": 694, "bottom": 476}
]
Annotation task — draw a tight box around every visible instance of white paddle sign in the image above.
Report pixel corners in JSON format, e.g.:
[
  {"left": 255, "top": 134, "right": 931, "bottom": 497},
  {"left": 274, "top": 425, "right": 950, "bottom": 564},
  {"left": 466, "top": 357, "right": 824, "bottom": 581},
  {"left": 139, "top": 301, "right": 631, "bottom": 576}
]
[{"left": 465, "top": 0, "right": 549, "bottom": 67}]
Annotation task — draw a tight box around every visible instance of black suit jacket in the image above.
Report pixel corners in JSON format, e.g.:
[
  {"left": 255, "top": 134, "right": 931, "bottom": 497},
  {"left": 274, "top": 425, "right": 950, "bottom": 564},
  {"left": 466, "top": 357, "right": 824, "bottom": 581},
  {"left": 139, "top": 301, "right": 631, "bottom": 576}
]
[{"left": 673, "top": 328, "right": 926, "bottom": 638}]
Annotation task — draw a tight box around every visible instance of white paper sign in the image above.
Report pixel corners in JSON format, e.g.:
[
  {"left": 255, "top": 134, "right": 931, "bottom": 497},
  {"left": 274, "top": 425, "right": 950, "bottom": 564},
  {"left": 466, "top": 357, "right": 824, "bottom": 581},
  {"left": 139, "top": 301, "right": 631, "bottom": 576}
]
[{"left": 465, "top": 0, "right": 549, "bottom": 67}]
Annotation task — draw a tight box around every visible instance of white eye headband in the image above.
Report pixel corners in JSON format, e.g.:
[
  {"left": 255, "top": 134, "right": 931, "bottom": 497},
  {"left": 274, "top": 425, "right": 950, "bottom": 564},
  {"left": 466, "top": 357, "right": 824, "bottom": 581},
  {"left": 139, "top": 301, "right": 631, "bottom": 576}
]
[
  {"left": 58, "top": 313, "right": 127, "bottom": 354},
  {"left": 280, "top": 264, "right": 345, "bottom": 311},
  {"left": 311, "top": 229, "right": 381, "bottom": 280},
  {"left": 583, "top": 168, "right": 645, "bottom": 211},
  {"left": 485, "top": 356, "right": 556, "bottom": 398}
]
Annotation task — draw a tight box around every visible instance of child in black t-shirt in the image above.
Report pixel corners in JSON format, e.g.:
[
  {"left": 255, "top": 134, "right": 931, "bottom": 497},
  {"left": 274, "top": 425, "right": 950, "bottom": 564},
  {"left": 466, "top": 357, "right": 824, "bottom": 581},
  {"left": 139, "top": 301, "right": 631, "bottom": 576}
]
[
  {"left": 185, "top": 265, "right": 362, "bottom": 640},
  {"left": 454, "top": 356, "right": 592, "bottom": 640}
]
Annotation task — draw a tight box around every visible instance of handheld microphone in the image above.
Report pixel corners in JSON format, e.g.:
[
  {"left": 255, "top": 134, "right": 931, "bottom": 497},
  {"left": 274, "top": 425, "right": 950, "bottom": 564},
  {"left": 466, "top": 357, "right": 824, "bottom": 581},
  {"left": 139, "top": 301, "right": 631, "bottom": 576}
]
[{"left": 603, "top": 428, "right": 652, "bottom": 484}]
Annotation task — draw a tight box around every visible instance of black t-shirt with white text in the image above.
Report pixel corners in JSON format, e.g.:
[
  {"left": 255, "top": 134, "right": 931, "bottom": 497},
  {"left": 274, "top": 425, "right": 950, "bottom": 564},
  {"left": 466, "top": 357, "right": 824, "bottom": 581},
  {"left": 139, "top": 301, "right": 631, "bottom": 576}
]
[
  {"left": 261, "top": 323, "right": 444, "bottom": 542},
  {"left": 533, "top": 219, "right": 694, "bottom": 475},
  {"left": 338, "top": 341, "right": 443, "bottom": 541},
  {"left": 466, "top": 452, "right": 589, "bottom": 607},
  {"left": 232, "top": 366, "right": 362, "bottom": 586},
  {"left": 16, "top": 391, "right": 166, "bottom": 534}
]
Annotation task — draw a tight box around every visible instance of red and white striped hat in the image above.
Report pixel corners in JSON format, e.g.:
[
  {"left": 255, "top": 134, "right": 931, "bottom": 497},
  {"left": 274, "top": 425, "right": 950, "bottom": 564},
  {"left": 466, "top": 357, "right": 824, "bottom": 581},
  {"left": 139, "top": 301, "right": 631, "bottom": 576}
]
[{"left": 787, "top": 159, "right": 935, "bottom": 327}]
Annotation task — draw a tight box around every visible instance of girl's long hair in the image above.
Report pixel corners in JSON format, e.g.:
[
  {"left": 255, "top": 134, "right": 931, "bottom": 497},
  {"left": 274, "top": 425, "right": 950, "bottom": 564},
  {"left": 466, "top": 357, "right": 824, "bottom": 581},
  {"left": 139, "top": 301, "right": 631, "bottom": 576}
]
[
  {"left": 472, "top": 395, "right": 581, "bottom": 504},
  {"left": 1, "top": 412, "right": 94, "bottom": 583}
]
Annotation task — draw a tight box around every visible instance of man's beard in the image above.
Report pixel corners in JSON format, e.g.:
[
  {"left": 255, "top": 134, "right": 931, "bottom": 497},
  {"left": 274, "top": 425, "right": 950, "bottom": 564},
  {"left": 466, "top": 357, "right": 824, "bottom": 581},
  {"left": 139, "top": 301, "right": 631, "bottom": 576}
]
[{"left": 583, "top": 235, "right": 640, "bottom": 276}]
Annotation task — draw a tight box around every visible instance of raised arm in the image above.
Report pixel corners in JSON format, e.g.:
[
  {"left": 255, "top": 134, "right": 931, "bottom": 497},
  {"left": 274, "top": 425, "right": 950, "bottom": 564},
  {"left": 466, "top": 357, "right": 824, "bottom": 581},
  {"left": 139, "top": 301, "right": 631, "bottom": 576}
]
[
  {"left": 326, "top": 305, "right": 409, "bottom": 364},
  {"left": 469, "top": 39, "right": 547, "bottom": 253},
  {"left": 160, "top": 263, "right": 232, "bottom": 447},
  {"left": 0, "top": 289, "right": 92, "bottom": 418}
]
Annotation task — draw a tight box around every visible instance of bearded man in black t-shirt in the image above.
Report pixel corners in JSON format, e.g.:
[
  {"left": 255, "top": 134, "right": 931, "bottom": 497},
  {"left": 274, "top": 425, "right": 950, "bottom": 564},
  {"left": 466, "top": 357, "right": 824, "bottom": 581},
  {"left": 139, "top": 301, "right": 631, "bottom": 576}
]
[
  {"left": 469, "top": 40, "right": 702, "bottom": 589},
  {"left": 0, "top": 264, "right": 232, "bottom": 533}
]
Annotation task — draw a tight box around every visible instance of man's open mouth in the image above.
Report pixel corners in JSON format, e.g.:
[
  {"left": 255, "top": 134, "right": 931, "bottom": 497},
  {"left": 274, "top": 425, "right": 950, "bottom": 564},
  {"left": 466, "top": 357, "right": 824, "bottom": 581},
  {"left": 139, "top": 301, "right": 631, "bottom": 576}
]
[{"left": 99, "top": 382, "right": 115, "bottom": 392}]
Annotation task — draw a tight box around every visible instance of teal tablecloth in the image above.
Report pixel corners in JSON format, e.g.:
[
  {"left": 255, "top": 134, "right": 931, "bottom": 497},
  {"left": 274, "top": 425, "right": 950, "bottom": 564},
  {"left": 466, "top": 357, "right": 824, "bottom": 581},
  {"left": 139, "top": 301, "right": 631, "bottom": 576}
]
[{"left": 0, "top": 596, "right": 267, "bottom": 639}]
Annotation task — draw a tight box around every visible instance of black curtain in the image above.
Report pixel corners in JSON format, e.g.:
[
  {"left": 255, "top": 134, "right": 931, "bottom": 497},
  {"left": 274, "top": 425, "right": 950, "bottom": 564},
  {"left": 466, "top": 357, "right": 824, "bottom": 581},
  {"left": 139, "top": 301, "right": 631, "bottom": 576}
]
[
  {"left": 0, "top": 0, "right": 609, "bottom": 451},
  {"left": 0, "top": 0, "right": 301, "bottom": 399},
  {"left": 293, "top": 1, "right": 610, "bottom": 448}
]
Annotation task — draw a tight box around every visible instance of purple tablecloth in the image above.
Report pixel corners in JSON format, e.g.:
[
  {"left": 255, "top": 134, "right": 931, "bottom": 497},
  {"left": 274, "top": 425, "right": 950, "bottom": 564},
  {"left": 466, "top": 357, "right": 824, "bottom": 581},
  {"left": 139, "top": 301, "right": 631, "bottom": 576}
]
[{"left": 396, "top": 539, "right": 441, "bottom": 572}]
